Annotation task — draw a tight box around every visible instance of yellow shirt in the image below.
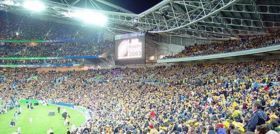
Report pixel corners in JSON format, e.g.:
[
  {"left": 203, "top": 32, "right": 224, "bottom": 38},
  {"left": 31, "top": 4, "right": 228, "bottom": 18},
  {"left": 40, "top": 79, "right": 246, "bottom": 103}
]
[
  {"left": 223, "top": 120, "right": 230, "bottom": 129},
  {"left": 232, "top": 121, "right": 245, "bottom": 133},
  {"left": 232, "top": 110, "right": 242, "bottom": 118},
  {"left": 230, "top": 102, "right": 238, "bottom": 111}
]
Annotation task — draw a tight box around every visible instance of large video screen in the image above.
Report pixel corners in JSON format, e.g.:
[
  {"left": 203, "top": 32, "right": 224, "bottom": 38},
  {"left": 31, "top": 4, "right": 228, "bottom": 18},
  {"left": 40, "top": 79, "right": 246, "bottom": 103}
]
[
  {"left": 115, "top": 33, "right": 145, "bottom": 64},
  {"left": 117, "top": 38, "right": 142, "bottom": 59}
]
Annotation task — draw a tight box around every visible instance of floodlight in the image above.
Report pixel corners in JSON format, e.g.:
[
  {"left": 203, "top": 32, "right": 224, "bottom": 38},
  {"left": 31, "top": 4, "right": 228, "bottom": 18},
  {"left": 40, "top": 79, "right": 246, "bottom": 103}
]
[
  {"left": 71, "top": 9, "right": 108, "bottom": 27},
  {"left": 23, "top": 0, "right": 46, "bottom": 12},
  {"left": 3, "top": 0, "right": 15, "bottom": 6}
]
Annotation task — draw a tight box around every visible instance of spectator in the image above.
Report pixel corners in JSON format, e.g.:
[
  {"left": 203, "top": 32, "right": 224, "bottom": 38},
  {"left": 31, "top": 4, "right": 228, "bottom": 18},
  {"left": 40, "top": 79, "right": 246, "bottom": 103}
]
[
  {"left": 255, "top": 125, "right": 269, "bottom": 134},
  {"left": 246, "top": 102, "right": 268, "bottom": 132}
]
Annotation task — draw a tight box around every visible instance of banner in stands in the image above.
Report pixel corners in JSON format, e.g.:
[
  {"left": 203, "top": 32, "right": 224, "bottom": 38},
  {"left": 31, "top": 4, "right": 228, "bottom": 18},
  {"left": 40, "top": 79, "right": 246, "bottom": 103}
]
[
  {"left": 19, "top": 99, "right": 39, "bottom": 105},
  {"left": 0, "top": 56, "right": 98, "bottom": 60},
  {"left": 115, "top": 33, "right": 145, "bottom": 65},
  {"left": 0, "top": 63, "right": 81, "bottom": 68},
  {"left": 49, "top": 102, "right": 75, "bottom": 109}
]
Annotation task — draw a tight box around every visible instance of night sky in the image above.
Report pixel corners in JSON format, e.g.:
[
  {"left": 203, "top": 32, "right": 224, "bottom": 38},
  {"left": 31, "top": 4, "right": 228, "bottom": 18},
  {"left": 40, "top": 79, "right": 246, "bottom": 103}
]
[
  {"left": 19, "top": 0, "right": 162, "bottom": 14},
  {"left": 108, "top": 0, "right": 162, "bottom": 13}
]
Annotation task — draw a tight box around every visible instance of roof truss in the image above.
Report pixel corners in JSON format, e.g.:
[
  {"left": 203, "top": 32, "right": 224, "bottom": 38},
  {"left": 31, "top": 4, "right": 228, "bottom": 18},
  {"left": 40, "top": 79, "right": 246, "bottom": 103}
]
[{"left": 0, "top": 0, "right": 280, "bottom": 39}]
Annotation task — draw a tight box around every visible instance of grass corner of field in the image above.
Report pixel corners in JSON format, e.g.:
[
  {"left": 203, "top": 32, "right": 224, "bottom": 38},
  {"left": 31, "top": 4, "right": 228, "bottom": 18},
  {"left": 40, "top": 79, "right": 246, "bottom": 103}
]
[{"left": 0, "top": 104, "right": 86, "bottom": 134}]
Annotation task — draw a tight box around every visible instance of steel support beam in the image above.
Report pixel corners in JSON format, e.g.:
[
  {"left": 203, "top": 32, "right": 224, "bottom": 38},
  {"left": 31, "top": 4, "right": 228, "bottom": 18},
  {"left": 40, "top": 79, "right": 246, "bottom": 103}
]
[{"left": 1, "top": 0, "right": 280, "bottom": 39}]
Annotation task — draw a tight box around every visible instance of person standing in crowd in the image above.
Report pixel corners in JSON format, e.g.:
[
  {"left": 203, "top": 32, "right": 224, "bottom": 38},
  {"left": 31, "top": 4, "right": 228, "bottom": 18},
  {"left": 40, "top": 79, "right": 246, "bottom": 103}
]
[
  {"left": 255, "top": 124, "right": 269, "bottom": 134},
  {"left": 57, "top": 107, "right": 60, "bottom": 114},
  {"left": 245, "top": 102, "right": 268, "bottom": 132}
]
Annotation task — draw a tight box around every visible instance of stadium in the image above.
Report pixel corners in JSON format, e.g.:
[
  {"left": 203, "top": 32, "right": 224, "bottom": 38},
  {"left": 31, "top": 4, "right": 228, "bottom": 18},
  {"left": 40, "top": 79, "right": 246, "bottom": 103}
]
[{"left": 0, "top": 0, "right": 280, "bottom": 134}]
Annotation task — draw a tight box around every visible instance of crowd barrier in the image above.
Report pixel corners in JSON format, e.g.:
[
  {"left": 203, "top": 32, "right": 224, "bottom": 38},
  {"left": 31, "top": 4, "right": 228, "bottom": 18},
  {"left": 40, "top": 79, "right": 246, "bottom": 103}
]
[
  {"left": 48, "top": 102, "right": 75, "bottom": 109},
  {"left": 0, "top": 39, "right": 81, "bottom": 43},
  {"left": 0, "top": 55, "right": 99, "bottom": 68},
  {"left": 0, "top": 56, "right": 98, "bottom": 60},
  {"left": 19, "top": 99, "right": 74, "bottom": 109},
  {"left": 0, "top": 63, "right": 80, "bottom": 68},
  {"left": 64, "top": 56, "right": 98, "bottom": 59},
  {"left": 19, "top": 99, "right": 39, "bottom": 104}
]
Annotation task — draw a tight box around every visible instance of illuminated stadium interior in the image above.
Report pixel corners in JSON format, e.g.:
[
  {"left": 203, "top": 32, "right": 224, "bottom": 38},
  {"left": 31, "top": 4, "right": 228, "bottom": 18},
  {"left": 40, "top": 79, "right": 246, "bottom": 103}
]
[{"left": 0, "top": 0, "right": 280, "bottom": 134}]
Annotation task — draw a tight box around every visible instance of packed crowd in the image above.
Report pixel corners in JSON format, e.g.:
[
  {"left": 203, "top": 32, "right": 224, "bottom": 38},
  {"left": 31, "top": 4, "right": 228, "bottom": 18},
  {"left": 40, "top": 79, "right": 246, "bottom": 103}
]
[
  {"left": 0, "top": 41, "right": 113, "bottom": 57},
  {"left": 0, "top": 11, "right": 113, "bottom": 58},
  {"left": 0, "top": 60, "right": 279, "bottom": 134},
  {"left": 0, "top": 11, "right": 105, "bottom": 41},
  {"left": 0, "top": 13, "right": 113, "bottom": 65},
  {"left": 165, "top": 30, "right": 280, "bottom": 59},
  {"left": 0, "top": 59, "right": 79, "bottom": 65}
]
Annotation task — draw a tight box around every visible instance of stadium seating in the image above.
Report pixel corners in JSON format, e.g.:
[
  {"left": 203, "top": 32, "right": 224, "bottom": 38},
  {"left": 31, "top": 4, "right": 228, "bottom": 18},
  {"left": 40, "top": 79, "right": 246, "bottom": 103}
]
[
  {"left": 164, "top": 30, "right": 280, "bottom": 59},
  {"left": 0, "top": 60, "right": 279, "bottom": 133},
  {"left": 0, "top": 8, "right": 279, "bottom": 134}
]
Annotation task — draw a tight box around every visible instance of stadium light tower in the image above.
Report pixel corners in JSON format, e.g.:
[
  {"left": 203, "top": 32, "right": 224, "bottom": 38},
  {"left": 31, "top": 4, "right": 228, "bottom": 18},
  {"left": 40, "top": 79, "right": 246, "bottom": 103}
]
[
  {"left": 23, "top": 0, "right": 46, "bottom": 12},
  {"left": 70, "top": 9, "right": 108, "bottom": 27}
]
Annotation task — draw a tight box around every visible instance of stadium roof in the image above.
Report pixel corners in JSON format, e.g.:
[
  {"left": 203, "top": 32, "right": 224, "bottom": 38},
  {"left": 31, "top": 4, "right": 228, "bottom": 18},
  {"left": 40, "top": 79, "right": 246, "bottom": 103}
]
[{"left": 1, "top": 0, "right": 280, "bottom": 40}]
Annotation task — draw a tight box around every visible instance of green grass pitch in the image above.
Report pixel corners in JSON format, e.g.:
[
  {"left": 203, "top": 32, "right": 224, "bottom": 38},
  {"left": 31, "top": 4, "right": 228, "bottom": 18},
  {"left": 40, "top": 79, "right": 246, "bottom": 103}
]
[{"left": 0, "top": 104, "right": 86, "bottom": 134}]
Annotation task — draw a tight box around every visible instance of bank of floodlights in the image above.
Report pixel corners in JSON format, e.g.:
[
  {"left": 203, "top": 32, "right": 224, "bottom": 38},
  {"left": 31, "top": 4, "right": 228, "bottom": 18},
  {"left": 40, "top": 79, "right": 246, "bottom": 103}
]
[
  {"left": 70, "top": 9, "right": 108, "bottom": 27},
  {"left": 21, "top": 0, "right": 107, "bottom": 27},
  {"left": 23, "top": 0, "right": 46, "bottom": 12}
]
